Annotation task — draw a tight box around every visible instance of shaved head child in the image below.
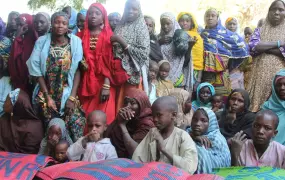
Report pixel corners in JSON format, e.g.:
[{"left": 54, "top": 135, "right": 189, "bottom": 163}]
[
  {"left": 132, "top": 96, "right": 198, "bottom": 174},
  {"left": 67, "top": 110, "right": 118, "bottom": 162}
]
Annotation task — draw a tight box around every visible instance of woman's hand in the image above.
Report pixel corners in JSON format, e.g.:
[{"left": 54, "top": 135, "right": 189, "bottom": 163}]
[
  {"left": 118, "top": 107, "right": 135, "bottom": 125},
  {"left": 191, "top": 134, "right": 212, "bottom": 149},
  {"left": 79, "top": 60, "right": 88, "bottom": 72},
  {"left": 189, "top": 36, "right": 198, "bottom": 49},
  {"left": 159, "top": 36, "right": 172, "bottom": 45},
  {"left": 47, "top": 96, "right": 58, "bottom": 114},
  {"left": 111, "top": 35, "right": 124, "bottom": 44},
  {"left": 100, "top": 88, "right": 110, "bottom": 103},
  {"left": 65, "top": 99, "right": 75, "bottom": 117},
  {"left": 16, "top": 24, "right": 28, "bottom": 37}
]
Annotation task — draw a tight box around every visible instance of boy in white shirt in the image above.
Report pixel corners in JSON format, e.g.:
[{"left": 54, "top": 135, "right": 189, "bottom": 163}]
[{"left": 67, "top": 110, "right": 118, "bottom": 162}]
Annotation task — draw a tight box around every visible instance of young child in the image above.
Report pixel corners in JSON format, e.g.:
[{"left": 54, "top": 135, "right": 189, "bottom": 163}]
[
  {"left": 54, "top": 140, "right": 70, "bottom": 163},
  {"left": 67, "top": 110, "right": 118, "bottom": 162},
  {"left": 132, "top": 96, "right": 198, "bottom": 174},
  {"left": 148, "top": 60, "right": 159, "bottom": 104},
  {"left": 156, "top": 60, "right": 174, "bottom": 97},
  {"left": 231, "top": 110, "right": 285, "bottom": 168},
  {"left": 192, "top": 83, "right": 215, "bottom": 111},
  {"left": 244, "top": 27, "right": 253, "bottom": 44},
  {"left": 211, "top": 95, "right": 224, "bottom": 113}
]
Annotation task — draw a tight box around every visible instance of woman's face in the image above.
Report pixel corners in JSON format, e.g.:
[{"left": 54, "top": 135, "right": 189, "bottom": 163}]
[
  {"left": 62, "top": 7, "right": 71, "bottom": 19},
  {"left": 34, "top": 14, "right": 50, "bottom": 36},
  {"left": 3, "top": 96, "right": 13, "bottom": 114},
  {"left": 77, "top": 13, "right": 85, "bottom": 30},
  {"left": 160, "top": 18, "right": 173, "bottom": 34},
  {"left": 88, "top": 6, "right": 103, "bottom": 28},
  {"left": 52, "top": 16, "right": 68, "bottom": 36},
  {"left": 228, "top": 92, "right": 245, "bottom": 114},
  {"left": 226, "top": 19, "right": 238, "bottom": 32},
  {"left": 205, "top": 10, "right": 219, "bottom": 29},
  {"left": 125, "top": 1, "right": 140, "bottom": 23},
  {"left": 199, "top": 87, "right": 212, "bottom": 104},
  {"left": 123, "top": 97, "right": 140, "bottom": 117},
  {"left": 268, "top": 1, "right": 285, "bottom": 26},
  {"left": 191, "top": 110, "right": 209, "bottom": 136},
  {"left": 8, "top": 13, "right": 18, "bottom": 30},
  {"left": 16, "top": 17, "right": 28, "bottom": 34},
  {"left": 179, "top": 14, "right": 192, "bottom": 31},
  {"left": 145, "top": 18, "right": 154, "bottom": 34},
  {"left": 275, "top": 78, "right": 285, "bottom": 100}
]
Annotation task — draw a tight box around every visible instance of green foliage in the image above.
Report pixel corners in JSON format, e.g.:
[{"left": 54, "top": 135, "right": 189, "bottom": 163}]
[{"left": 28, "top": 0, "right": 107, "bottom": 11}]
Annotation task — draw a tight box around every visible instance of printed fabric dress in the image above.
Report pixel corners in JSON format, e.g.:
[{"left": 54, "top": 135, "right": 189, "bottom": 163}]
[{"left": 35, "top": 42, "right": 85, "bottom": 142}]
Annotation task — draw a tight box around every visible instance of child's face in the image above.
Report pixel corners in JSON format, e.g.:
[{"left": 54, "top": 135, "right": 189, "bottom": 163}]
[
  {"left": 159, "top": 63, "right": 170, "bottom": 80},
  {"left": 244, "top": 28, "right": 253, "bottom": 39},
  {"left": 55, "top": 143, "right": 68, "bottom": 163},
  {"left": 226, "top": 19, "right": 238, "bottom": 32},
  {"left": 252, "top": 114, "right": 278, "bottom": 146},
  {"left": 183, "top": 97, "right": 192, "bottom": 114},
  {"left": 199, "top": 87, "right": 212, "bottom": 104},
  {"left": 212, "top": 96, "right": 223, "bottom": 109},
  {"left": 48, "top": 125, "right": 62, "bottom": 146},
  {"left": 87, "top": 116, "right": 107, "bottom": 141},
  {"left": 191, "top": 110, "right": 209, "bottom": 136},
  {"left": 160, "top": 18, "right": 173, "bottom": 34},
  {"left": 152, "top": 103, "right": 176, "bottom": 131},
  {"left": 148, "top": 63, "right": 159, "bottom": 82},
  {"left": 179, "top": 14, "right": 192, "bottom": 31}
]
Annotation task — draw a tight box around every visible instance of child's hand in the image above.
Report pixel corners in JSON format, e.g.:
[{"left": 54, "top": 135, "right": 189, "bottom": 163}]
[{"left": 152, "top": 128, "right": 165, "bottom": 151}]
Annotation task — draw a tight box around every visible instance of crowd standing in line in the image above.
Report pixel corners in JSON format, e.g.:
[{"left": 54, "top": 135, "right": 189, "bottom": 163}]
[{"left": 0, "top": 0, "right": 285, "bottom": 175}]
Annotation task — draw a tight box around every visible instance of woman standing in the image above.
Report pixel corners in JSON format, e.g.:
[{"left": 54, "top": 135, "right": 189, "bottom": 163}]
[
  {"left": 62, "top": 6, "right": 78, "bottom": 34},
  {"left": 8, "top": 14, "right": 37, "bottom": 95},
  {"left": 5, "top": 11, "right": 19, "bottom": 41},
  {"left": 27, "top": 12, "right": 85, "bottom": 142},
  {"left": 77, "top": 3, "right": 120, "bottom": 124},
  {"left": 177, "top": 12, "right": 204, "bottom": 89},
  {"left": 159, "top": 12, "right": 193, "bottom": 90},
  {"left": 111, "top": 0, "right": 150, "bottom": 111},
  {"left": 247, "top": 0, "right": 285, "bottom": 112},
  {"left": 201, "top": 9, "right": 249, "bottom": 97},
  {"left": 34, "top": 12, "right": 51, "bottom": 38}
]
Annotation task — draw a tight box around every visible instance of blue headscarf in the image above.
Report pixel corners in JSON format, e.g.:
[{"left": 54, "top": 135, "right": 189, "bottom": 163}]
[
  {"left": 108, "top": 12, "right": 121, "bottom": 19},
  {"left": 79, "top": 9, "right": 87, "bottom": 17},
  {"left": 192, "top": 82, "right": 215, "bottom": 111},
  {"left": 201, "top": 9, "right": 249, "bottom": 58},
  {"left": 187, "top": 107, "right": 231, "bottom": 173},
  {"left": 69, "top": 7, "right": 78, "bottom": 34},
  {"left": 263, "top": 69, "right": 285, "bottom": 145}
]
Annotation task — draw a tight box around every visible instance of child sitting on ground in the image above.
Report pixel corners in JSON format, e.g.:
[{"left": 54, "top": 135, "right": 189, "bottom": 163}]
[
  {"left": 156, "top": 60, "right": 174, "bottom": 97},
  {"left": 148, "top": 60, "right": 159, "bottom": 104},
  {"left": 231, "top": 110, "right": 285, "bottom": 168},
  {"left": 54, "top": 140, "right": 70, "bottom": 163},
  {"left": 67, "top": 110, "right": 118, "bottom": 162},
  {"left": 211, "top": 94, "right": 224, "bottom": 113},
  {"left": 132, "top": 96, "right": 198, "bottom": 174}
]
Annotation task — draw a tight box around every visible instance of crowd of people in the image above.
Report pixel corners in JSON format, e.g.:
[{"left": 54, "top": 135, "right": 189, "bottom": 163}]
[{"left": 0, "top": 0, "right": 285, "bottom": 175}]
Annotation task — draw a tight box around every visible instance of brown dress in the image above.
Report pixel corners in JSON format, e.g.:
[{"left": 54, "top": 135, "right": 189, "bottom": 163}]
[{"left": 0, "top": 90, "right": 44, "bottom": 154}]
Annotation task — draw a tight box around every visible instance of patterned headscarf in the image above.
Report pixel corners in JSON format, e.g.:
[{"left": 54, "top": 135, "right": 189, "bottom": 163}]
[
  {"left": 187, "top": 107, "right": 231, "bottom": 173},
  {"left": 159, "top": 12, "right": 192, "bottom": 89},
  {"left": 38, "top": 118, "right": 73, "bottom": 155},
  {"left": 192, "top": 82, "right": 216, "bottom": 111},
  {"left": 0, "top": 18, "right": 6, "bottom": 41},
  {"left": 114, "top": 0, "right": 150, "bottom": 90},
  {"left": 9, "top": 88, "right": 20, "bottom": 106},
  {"left": 36, "top": 12, "right": 51, "bottom": 30}
]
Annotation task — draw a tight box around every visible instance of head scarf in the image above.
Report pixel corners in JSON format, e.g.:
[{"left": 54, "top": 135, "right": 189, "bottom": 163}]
[
  {"left": 177, "top": 12, "right": 204, "bottom": 71},
  {"left": 78, "top": 3, "right": 120, "bottom": 97},
  {"left": 9, "top": 88, "right": 20, "bottom": 106},
  {"left": 79, "top": 9, "right": 87, "bottom": 17},
  {"left": 114, "top": 0, "right": 150, "bottom": 89},
  {"left": 157, "top": 59, "right": 170, "bottom": 67},
  {"left": 0, "top": 18, "right": 6, "bottom": 41},
  {"left": 36, "top": 12, "right": 51, "bottom": 31},
  {"left": 201, "top": 9, "right": 249, "bottom": 59},
  {"left": 67, "top": 7, "right": 78, "bottom": 34},
  {"left": 219, "top": 89, "right": 255, "bottom": 139},
  {"left": 51, "top": 11, "right": 69, "bottom": 24},
  {"left": 38, "top": 118, "right": 73, "bottom": 155},
  {"left": 108, "top": 12, "right": 121, "bottom": 19},
  {"left": 5, "top": 11, "right": 19, "bottom": 40},
  {"left": 159, "top": 12, "right": 192, "bottom": 89},
  {"left": 187, "top": 107, "right": 231, "bottom": 173},
  {"left": 263, "top": 70, "right": 285, "bottom": 145},
  {"left": 225, "top": 17, "right": 240, "bottom": 34},
  {"left": 169, "top": 88, "right": 193, "bottom": 128},
  {"left": 192, "top": 82, "right": 215, "bottom": 111},
  {"left": 8, "top": 13, "right": 37, "bottom": 93}
]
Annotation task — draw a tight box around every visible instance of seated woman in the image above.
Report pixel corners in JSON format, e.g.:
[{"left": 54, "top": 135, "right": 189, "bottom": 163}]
[
  {"left": 188, "top": 107, "right": 230, "bottom": 174},
  {"left": 263, "top": 69, "right": 285, "bottom": 145},
  {"left": 169, "top": 88, "right": 193, "bottom": 129},
  {"left": 144, "top": 15, "right": 163, "bottom": 62},
  {"left": 0, "top": 89, "right": 44, "bottom": 154},
  {"left": 219, "top": 89, "right": 256, "bottom": 140},
  {"left": 201, "top": 9, "right": 249, "bottom": 98},
  {"left": 38, "top": 118, "right": 73, "bottom": 156},
  {"left": 231, "top": 110, "right": 285, "bottom": 168},
  {"left": 192, "top": 82, "right": 215, "bottom": 112},
  {"left": 105, "top": 89, "right": 154, "bottom": 158},
  {"left": 27, "top": 12, "right": 85, "bottom": 142}
]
